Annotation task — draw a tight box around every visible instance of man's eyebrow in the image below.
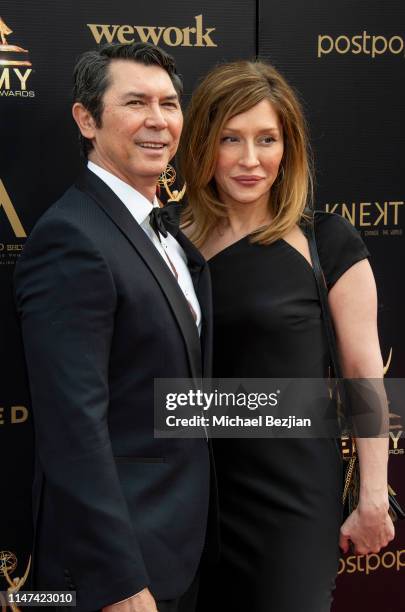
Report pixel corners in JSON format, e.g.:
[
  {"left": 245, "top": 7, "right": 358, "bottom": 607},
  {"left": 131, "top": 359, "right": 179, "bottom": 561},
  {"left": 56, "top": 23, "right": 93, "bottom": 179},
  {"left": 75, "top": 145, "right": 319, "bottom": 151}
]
[
  {"left": 122, "top": 92, "right": 179, "bottom": 101},
  {"left": 122, "top": 91, "right": 146, "bottom": 99}
]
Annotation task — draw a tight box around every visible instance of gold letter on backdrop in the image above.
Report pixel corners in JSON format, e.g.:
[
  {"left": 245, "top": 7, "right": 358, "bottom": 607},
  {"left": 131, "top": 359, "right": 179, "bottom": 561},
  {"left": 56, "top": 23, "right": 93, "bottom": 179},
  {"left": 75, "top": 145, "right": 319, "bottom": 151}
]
[{"left": 0, "top": 179, "right": 27, "bottom": 238}]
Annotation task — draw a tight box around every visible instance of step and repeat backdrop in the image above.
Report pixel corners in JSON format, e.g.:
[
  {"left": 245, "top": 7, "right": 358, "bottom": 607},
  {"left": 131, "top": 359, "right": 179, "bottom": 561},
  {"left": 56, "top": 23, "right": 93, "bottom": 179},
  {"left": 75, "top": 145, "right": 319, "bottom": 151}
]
[
  {"left": 258, "top": 0, "right": 405, "bottom": 608},
  {"left": 0, "top": 0, "right": 403, "bottom": 609}
]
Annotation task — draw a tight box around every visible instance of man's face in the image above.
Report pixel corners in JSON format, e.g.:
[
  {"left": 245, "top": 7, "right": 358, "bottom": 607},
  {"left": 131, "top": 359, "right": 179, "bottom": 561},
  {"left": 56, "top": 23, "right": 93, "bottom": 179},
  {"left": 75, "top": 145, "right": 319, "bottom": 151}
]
[{"left": 87, "top": 60, "right": 183, "bottom": 192}]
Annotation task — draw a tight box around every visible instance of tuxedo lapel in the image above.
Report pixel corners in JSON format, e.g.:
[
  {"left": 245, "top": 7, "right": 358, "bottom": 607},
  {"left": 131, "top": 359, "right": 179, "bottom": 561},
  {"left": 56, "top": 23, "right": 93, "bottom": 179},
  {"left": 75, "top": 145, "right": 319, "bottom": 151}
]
[
  {"left": 75, "top": 169, "right": 202, "bottom": 380},
  {"left": 198, "top": 264, "right": 213, "bottom": 379},
  {"left": 176, "top": 230, "right": 213, "bottom": 379}
]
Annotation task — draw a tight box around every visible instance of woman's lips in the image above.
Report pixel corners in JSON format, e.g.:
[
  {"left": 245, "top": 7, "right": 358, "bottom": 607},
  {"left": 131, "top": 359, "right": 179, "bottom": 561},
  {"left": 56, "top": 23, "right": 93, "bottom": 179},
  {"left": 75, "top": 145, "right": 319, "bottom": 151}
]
[{"left": 231, "top": 176, "right": 265, "bottom": 186}]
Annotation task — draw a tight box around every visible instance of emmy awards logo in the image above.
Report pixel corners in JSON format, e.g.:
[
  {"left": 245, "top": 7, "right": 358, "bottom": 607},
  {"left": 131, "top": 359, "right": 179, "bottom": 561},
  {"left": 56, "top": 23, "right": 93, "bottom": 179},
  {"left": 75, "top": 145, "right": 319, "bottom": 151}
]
[
  {"left": 0, "top": 178, "right": 27, "bottom": 238},
  {"left": 158, "top": 164, "right": 186, "bottom": 203},
  {"left": 384, "top": 347, "right": 393, "bottom": 375},
  {"left": 389, "top": 411, "right": 403, "bottom": 455},
  {"left": 0, "top": 18, "right": 31, "bottom": 67},
  {"left": 382, "top": 347, "right": 405, "bottom": 457},
  {"left": 0, "top": 552, "right": 31, "bottom": 612}
]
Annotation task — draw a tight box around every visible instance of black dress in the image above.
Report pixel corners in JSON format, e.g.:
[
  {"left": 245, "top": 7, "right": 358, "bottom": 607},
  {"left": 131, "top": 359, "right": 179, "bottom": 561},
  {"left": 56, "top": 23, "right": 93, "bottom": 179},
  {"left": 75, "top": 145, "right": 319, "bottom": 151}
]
[{"left": 202, "top": 212, "right": 370, "bottom": 612}]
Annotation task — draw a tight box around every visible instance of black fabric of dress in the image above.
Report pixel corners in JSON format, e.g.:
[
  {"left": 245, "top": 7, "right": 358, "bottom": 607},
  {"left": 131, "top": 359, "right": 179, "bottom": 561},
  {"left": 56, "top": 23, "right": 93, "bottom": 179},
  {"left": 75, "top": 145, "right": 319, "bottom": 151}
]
[{"left": 198, "top": 212, "right": 370, "bottom": 612}]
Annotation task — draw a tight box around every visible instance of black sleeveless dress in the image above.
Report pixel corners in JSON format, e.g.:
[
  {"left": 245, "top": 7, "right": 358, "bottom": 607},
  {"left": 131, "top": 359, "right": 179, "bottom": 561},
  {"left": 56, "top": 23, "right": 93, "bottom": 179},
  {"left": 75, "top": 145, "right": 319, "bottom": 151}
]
[{"left": 202, "top": 212, "right": 370, "bottom": 612}]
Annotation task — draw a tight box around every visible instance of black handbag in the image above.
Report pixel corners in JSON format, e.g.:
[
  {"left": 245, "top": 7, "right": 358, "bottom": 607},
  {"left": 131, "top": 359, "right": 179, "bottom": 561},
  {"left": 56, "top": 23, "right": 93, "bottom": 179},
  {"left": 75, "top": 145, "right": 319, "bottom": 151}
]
[{"left": 304, "top": 211, "right": 404, "bottom": 521}]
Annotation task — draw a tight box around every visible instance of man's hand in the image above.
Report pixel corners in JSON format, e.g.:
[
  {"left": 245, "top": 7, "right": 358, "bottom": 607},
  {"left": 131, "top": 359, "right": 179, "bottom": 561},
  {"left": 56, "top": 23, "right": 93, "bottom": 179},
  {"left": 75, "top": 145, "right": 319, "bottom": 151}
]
[{"left": 102, "top": 588, "right": 158, "bottom": 612}]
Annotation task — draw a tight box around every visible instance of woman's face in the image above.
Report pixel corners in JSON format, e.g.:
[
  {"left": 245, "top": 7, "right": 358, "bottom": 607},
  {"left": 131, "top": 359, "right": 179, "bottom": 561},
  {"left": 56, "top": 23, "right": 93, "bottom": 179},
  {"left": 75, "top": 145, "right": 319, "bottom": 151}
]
[{"left": 214, "top": 99, "right": 284, "bottom": 210}]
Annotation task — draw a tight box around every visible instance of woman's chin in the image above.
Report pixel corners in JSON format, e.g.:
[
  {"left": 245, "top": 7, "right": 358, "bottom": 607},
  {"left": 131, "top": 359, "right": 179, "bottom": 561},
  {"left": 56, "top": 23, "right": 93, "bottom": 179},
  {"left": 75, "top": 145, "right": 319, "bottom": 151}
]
[{"left": 227, "top": 193, "right": 270, "bottom": 207}]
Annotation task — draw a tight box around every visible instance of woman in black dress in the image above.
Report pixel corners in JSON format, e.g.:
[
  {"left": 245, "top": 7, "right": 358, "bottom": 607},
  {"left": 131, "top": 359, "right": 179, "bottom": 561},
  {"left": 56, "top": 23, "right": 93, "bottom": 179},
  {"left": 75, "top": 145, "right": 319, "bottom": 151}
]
[{"left": 179, "top": 61, "right": 394, "bottom": 611}]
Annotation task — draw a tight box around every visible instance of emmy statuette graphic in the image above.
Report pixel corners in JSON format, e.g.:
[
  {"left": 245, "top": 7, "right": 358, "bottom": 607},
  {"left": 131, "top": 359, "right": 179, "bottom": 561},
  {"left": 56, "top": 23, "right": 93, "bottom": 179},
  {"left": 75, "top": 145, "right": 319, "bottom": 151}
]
[
  {"left": 158, "top": 164, "right": 186, "bottom": 203},
  {"left": 0, "top": 18, "right": 31, "bottom": 67},
  {"left": 0, "top": 553, "right": 31, "bottom": 612}
]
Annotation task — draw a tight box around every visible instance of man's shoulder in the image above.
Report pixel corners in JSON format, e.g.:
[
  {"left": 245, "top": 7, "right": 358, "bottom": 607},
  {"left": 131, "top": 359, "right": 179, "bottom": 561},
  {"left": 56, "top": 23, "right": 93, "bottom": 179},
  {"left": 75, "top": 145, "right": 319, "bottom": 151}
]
[
  {"left": 39, "top": 182, "right": 90, "bottom": 221},
  {"left": 19, "top": 181, "right": 111, "bottom": 266},
  {"left": 33, "top": 180, "right": 106, "bottom": 236}
]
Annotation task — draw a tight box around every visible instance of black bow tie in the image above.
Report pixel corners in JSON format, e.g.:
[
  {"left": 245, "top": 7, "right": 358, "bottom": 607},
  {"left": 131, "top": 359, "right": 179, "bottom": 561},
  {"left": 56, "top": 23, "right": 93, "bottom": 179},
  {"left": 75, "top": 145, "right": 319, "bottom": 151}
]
[{"left": 149, "top": 202, "right": 181, "bottom": 239}]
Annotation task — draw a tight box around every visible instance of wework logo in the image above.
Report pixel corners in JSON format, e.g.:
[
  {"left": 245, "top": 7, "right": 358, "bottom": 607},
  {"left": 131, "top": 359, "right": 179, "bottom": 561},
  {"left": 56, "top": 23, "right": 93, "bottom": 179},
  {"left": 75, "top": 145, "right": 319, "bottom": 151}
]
[{"left": 87, "top": 14, "right": 217, "bottom": 48}]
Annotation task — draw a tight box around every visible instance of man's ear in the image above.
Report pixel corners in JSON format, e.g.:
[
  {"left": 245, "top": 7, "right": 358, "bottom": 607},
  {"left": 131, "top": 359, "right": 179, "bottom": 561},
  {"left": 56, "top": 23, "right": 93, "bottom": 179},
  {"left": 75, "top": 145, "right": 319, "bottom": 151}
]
[{"left": 72, "top": 103, "right": 97, "bottom": 140}]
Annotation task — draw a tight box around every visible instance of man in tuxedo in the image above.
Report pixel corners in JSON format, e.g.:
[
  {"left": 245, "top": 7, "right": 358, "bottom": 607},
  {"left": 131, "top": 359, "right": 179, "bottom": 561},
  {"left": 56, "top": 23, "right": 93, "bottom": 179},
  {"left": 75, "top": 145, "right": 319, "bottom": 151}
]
[{"left": 14, "top": 43, "right": 213, "bottom": 612}]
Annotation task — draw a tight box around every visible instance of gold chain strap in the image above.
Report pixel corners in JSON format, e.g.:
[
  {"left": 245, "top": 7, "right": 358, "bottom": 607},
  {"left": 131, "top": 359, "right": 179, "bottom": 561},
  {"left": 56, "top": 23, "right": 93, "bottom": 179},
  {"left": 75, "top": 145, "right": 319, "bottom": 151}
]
[{"left": 342, "top": 455, "right": 357, "bottom": 503}]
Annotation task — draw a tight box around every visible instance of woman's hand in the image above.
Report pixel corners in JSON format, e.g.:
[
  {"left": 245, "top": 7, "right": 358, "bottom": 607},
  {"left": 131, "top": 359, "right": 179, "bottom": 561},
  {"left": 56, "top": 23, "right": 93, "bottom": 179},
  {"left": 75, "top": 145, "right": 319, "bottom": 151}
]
[
  {"left": 339, "top": 498, "right": 395, "bottom": 555},
  {"left": 328, "top": 260, "right": 395, "bottom": 557}
]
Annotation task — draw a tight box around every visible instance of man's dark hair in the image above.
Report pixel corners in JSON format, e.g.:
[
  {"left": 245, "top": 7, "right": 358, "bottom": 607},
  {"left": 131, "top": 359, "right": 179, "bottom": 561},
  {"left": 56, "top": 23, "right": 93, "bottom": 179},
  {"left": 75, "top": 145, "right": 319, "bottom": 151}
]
[{"left": 73, "top": 42, "right": 183, "bottom": 157}]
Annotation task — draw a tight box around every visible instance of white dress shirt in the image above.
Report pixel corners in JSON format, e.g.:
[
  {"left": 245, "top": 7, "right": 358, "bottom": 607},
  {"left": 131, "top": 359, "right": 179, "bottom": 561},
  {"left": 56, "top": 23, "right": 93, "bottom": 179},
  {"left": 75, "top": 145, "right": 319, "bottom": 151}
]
[{"left": 88, "top": 161, "right": 201, "bottom": 334}]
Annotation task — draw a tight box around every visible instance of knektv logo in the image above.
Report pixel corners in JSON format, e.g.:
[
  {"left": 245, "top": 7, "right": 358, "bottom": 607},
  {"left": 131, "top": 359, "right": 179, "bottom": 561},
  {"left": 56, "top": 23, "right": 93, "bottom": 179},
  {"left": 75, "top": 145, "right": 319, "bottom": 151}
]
[
  {"left": 87, "top": 14, "right": 217, "bottom": 47},
  {"left": 318, "top": 31, "right": 404, "bottom": 58},
  {"left": 0, "top": 16, "right": 34, "bottom": 97},
  {"left": 324, "top": 200, "right": 404, "bottom": 238}
]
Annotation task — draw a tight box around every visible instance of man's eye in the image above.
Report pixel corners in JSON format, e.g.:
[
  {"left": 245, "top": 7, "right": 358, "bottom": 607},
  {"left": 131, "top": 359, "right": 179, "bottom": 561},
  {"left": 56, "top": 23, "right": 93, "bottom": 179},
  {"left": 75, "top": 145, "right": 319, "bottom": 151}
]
[
  {"left": 163, "top": 102, "right": 178, "bottom": 108},
  {"left": 127, "top": 100, "right": 143, "bottom": 106}
]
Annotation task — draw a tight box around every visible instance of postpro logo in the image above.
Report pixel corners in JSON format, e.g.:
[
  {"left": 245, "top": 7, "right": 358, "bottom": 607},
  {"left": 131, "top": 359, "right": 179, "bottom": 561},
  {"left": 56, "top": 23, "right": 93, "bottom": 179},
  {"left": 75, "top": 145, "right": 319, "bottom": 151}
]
[
  {"left": 338, "top": 549, "right": 405, "bottom": 575},
  {"left": 318, "top": 31, "right": 404, "bottom": 58}
]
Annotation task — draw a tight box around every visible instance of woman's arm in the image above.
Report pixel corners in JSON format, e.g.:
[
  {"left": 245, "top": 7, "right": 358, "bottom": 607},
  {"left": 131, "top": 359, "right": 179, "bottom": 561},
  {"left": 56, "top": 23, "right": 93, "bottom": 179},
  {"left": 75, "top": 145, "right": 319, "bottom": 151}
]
[{"left": 328, "top": 258, "right": 395, "bottom": 554}]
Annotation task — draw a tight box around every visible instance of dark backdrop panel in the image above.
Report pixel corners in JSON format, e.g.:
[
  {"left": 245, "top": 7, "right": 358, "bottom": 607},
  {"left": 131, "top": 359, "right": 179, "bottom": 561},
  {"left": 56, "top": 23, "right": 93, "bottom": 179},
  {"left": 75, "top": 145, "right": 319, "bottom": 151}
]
[
  {"left": 0, "top": 0, "right": 256, "bottom": 593},
  {"left": 258, "top": 1, "right": 405, "bottom": 609},
  {"left": 258, "top": 0, "right": 405, "bottom": 375}
]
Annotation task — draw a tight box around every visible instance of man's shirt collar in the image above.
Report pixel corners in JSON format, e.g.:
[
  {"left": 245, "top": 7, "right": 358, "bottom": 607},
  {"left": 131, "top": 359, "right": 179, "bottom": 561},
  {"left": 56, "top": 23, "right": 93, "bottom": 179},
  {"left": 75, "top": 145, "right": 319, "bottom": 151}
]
[{"left": 87, "top": 161, "right": 159, "bottom": 225}]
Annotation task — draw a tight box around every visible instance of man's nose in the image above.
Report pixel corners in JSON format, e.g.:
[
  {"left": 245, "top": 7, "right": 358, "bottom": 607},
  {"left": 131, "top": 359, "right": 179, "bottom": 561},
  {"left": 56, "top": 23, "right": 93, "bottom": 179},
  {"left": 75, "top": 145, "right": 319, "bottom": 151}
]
[{"left": 144, "top": 103, "right": 168, "bottom": 130}]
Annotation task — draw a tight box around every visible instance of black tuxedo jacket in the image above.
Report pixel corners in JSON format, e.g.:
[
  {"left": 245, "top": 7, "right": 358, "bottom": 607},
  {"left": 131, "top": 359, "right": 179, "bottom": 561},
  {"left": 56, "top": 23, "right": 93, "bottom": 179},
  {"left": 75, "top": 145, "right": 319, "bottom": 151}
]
[{"left": 14, "top": 169, "right": 214, "bottom": 611}]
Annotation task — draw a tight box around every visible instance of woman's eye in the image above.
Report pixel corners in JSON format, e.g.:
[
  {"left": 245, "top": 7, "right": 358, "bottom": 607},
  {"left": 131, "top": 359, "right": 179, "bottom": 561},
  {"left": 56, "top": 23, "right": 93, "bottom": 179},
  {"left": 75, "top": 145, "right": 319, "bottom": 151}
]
[
  {"left": 260, "top": 136, "right": 276, "bottom": 144},
  {"left": 221, "top": 136, "right": 239, "bottom": 143}
]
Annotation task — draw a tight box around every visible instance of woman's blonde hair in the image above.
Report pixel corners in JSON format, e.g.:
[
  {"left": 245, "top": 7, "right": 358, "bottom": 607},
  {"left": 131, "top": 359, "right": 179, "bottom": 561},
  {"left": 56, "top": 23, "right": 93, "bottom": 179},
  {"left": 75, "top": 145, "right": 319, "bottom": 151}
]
[{"left": 178, "top": 60, "right": 313, "bottom": 247}]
